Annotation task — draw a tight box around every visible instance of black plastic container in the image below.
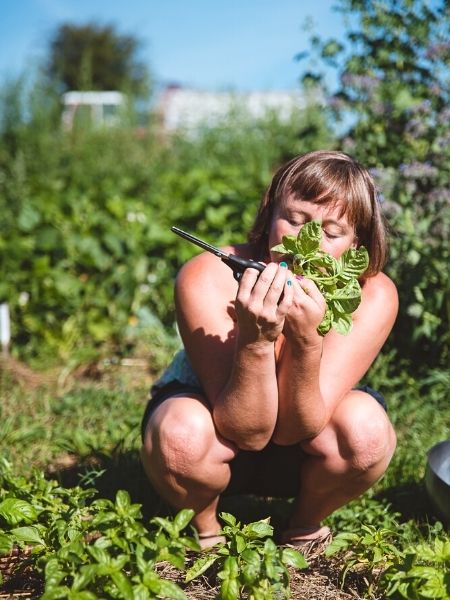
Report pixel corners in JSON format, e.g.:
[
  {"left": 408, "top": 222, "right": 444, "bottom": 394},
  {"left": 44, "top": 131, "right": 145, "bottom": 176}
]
[{"left": 425, "top": 440, "right": 450, "bottom": 525}]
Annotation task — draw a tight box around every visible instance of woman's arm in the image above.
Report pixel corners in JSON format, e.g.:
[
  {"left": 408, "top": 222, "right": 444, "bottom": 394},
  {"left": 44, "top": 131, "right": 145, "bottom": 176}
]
[
  {"left": 273, "top": 272, "right": 398, "bottom": 445},
  {"left": 175, "top": 251, "right": 293, "bottom": 450}
]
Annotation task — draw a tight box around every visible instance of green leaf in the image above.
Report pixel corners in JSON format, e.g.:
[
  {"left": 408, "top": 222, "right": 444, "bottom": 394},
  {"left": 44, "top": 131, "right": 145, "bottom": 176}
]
[
  {"left": 115, "top": 490, "right": 131, "bottom": 514},
  {"left": 241, "top": 549, "right": 261, "bottom": 584},
  {"left": 18, "top": 204, "right": 41, "bottom": 231},
  {"left": 331, "top": 279, "right": 362, "bottom": 314},
  {"left": 332, "top": 311, "right": 353, "bottom": 335},
  {"left": 180, "top": 536, "right": 201, "bottom": 551},
  {"left": 341, "top": 246, "right": 369, "bottom": 279},
  {"left": 281, "top": 547, "right": 309, "bottom": 569},
  {"left": 173, "top": 508, "right": 194, "bottom": 532},
  {"left": 317, "top": 308, "right": 333, "bottom": 335},
  {"left": 44, "top": 558, "right": 67, "bottom": 588},
  {"left": 0, "top": 498, "right": 38, "bottom": 526},
  {"left": 264, "top": 554, "right": 276, "bottom": 579},
  {"left": 234, "top": 533, "right": 246, "bottom": 553},
  {"left": 166, "top": 547, "right": 185, "bottom": 570},
  {"left": 87, "top": 545, "right": 110, "bottom": 564},
  {"left": 263, "top": 538, "right": 277, "bottom": 555},
  {"left": 297, "top": 221, "right": 322, "bottom": 255},
  {"left": 325, "top": 534, "right": 357, "bottom": 557},
  {"left": 130, "top": 584, "right": 150, "bottom": 600},
  {"left": 269, "top": 220, "right": 364, "bottom": 337},
  {"left": 110, "top": 571, "right": 134, "bottom": 600},
  {"left": 269, "top": 243, "right": 287, "bottom": 254},
  {"left": 280, "top": 235, "right": 299, "bottom": 253},
  {"left": 219, "top": 512, "right": 237, "bottom": 527},
  {"left": 72, "top": 565, "right": 102, "bottom": 591},
  {"left": 244, "top": 520, "right": 273, "bottom": 539},
  {"left": 0, "top": 532, "right": 13, "bottom": 555},
  {"left": 151, "top": 516, "right": 176, "bottom": 537},
  {"left": 157, "top": 578, "right": 188, "bottom": 600},
  {"left": 41, "top": 586, "right": 72, "bottom": 600},
  {"left": 219, "top": 555, "right": 239, "bottom": 579},
  {"left": 10, "top": 526, "right": 45, "bottom": 546},
  {"left": 185, "top": 554, "right": 219, "bottom": 582},
  {"left": 220, "top": 576, "right": 240, "bottom": 600}
]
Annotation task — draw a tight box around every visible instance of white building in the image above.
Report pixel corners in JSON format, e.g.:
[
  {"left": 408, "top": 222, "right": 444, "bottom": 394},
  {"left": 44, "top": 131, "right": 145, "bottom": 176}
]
[
  {"left": 62, "top": 91, "right": 125, "bottom": 131},
  {"left": 154, "top": 85, "right": 314, "bottom": 131}
]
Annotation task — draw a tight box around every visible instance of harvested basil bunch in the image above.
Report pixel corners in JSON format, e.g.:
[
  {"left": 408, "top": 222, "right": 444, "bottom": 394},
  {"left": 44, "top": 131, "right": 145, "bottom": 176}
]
[{"left": 271, "top": 221, "right": 369, "bottom": 335}]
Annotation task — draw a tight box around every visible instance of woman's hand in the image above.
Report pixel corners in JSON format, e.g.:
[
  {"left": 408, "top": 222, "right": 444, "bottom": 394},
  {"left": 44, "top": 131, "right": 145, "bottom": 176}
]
[
  {"left": 235, "top": 263, "right": 294, "bottom": 345},
  {"left": 283, "top": 275, "right": 327, "bottom": 346}
]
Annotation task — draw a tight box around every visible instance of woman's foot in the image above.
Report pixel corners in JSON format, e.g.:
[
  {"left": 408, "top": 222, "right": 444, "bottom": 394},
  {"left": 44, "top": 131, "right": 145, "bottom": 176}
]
[
  {"left": 198, "top": 533, "right": 226, "bottom": 550},
  {"left": 278, "top": 525, "right": 332, "bottom": 557}
]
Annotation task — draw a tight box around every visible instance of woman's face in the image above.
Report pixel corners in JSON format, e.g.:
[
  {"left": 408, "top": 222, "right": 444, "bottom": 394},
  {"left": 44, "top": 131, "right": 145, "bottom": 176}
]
[{"left": 268, "top": 195, "right": 357, "bottom": 262}]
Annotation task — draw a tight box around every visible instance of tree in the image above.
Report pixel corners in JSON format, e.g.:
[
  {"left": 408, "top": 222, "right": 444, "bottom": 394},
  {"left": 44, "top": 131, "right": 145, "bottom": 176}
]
[
  {"left": 299, "top": 0, "right": 449, "bottom": 367},
  {"left": 46, "top": 22, "right": 151, "bottom": 99}
]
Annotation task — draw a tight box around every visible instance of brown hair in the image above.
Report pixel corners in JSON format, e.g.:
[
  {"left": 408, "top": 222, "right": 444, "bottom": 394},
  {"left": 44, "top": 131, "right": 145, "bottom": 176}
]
[{"left": 248, "top": 150, "right": 388, "bottom": 277}]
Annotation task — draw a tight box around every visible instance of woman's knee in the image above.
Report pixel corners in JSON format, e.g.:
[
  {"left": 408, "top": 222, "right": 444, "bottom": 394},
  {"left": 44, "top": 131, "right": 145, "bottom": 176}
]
[
  {"left": 142, "top": 397, "right": 236, "bottom": 477},
  {"left": 303, "top": 391, "right": 396, "bottom": 474}
]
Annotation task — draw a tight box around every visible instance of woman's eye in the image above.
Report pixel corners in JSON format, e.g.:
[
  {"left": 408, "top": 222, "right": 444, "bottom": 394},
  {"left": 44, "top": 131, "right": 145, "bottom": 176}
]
[
  {"left": 324, "top": 231, "right": 338, "bottom": 239},
  {"left": 287, "top": 218, "right": 305, "bottom": 227}
]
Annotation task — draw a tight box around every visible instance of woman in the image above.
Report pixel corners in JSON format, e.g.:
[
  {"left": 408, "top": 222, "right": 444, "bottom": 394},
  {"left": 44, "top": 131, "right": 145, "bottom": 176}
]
[{"left": 141, "top": 150, "right": 398, "bottom": 548}]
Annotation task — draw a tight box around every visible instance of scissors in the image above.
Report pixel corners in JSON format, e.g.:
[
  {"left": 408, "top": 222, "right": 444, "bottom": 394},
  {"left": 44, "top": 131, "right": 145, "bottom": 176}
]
[{"left": 171, "top": 226, "right": 265, "bottom": 281}]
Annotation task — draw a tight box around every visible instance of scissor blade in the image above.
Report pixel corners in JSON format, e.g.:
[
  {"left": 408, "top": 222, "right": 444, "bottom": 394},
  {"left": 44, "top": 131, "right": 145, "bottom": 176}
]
[{"left": 171, "top": 226, "right": 229, "bottom": 258}]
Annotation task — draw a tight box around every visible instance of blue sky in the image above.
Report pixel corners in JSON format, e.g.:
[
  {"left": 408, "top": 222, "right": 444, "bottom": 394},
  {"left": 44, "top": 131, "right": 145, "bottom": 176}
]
[{"left": 1, "top": 0, "right": 347, "bottom": 92}]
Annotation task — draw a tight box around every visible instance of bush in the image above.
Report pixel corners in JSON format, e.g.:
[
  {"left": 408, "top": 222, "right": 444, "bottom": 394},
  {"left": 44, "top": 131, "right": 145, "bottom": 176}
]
[{"left": 0, "top": 78, "right": 332, "bottom": 366}]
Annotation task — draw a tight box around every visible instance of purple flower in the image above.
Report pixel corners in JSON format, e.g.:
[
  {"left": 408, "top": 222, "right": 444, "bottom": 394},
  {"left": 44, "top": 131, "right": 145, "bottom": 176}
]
[
  {"left": 328, "top": 95, "right": 347, "bottom": 110},
  {"left": 425, "top": 42, "right": 450, "bottom": 60},
  {"left": 405, "top": 118, "right": 428, "bottom": 138},
  {"left": 399, "top": 162, "right": 439, "bottom": 179},
  {"left": 437, "top": 108, "right": 450, "bottom": 126},
  {"left": 340, "top": 73, "right": 380, "bottom": 92}
]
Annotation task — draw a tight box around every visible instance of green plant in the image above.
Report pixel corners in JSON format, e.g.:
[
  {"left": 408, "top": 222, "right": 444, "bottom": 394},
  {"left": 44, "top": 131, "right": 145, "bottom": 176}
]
[
  {"left": 0, "top": 72, "right": 332, "bottom": 366},
  {"left": 325, "top": 523, "right": 402, "bottom": 594},
  {"left": 186, "top": 512, "right": 307, "bottom": 599},
  {"left": 325, "top": 495, "right": 404, "bottom": 534},
  {"left": 271, "top": 220, "right": 368, "bottom": 335},
  {"left": 300, "top": 0, "right": 449, "bottom": 368},
  {"left": 381, "top": 537, "right": 450, "bottom": 599},
  {"left": 0, "top": 459, "right": 201, "bottom": 598}
]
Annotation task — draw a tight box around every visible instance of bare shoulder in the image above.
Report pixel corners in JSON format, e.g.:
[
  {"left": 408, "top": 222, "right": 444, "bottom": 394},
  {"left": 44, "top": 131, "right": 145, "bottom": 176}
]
[
  {"left": 352, "top": 272, "right": 398, "bottom": 335},
  {"left": 174, "top": 247, "right": 241, "bottom": 342},
  {"left": 361, "top": 272, "right": 398, "bottom": 314},
  {"left": 175, "top": 246, "right": 237, "bottom": 300}
]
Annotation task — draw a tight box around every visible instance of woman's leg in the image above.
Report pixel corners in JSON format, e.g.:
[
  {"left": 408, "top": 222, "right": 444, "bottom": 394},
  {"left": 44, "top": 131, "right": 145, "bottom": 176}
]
[
  {"left": 141, "top": 393, "right": 238, "bottom": 540},
  {"left": 285, "top": 390, "right": 396, "bottom": 533}
]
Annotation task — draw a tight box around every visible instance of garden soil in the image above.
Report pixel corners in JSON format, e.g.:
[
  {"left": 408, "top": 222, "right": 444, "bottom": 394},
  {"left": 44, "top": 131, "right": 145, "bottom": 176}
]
[{"left": 0, "top": 551, "right": 373, "bottom": 599}]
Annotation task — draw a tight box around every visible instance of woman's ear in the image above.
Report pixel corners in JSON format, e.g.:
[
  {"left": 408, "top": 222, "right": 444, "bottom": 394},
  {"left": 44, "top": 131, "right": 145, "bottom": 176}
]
[{"left": 351, "top": 236, "right": 358, "bottom": 249}]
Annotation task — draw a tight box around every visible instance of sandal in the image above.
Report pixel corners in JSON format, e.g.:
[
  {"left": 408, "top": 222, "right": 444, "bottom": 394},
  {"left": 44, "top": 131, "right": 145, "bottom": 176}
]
[
  {"left": 198, "top": 533, "right": 226, "bottom": 550},
  {"left": 278, "top": 525, "right": 332, "bottom": 558}
]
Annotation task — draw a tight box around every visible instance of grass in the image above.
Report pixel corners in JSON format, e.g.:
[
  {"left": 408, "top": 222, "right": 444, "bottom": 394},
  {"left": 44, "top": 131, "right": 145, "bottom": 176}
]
[{"left": 0, "top": 351, "right": 449, "bottom": 598}]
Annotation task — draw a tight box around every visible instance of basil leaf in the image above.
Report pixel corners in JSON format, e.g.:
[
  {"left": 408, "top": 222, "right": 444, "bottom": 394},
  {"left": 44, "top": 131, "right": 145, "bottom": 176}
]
[
  {"left": 340, "top": 246, "right": 369, "bottom": 281},
  {"left": 280, "top": 235, "right": 299, "bottom": 253},
  {"left": 0, "top": 498, "right": 38, "bottom": 526},
  {"left": 332, "top": 279, "right": 362, "bottom": 314},
  {"left": 332, "top": 312, "right": 353, "bottom": 335},
  {"left": 297, "top": 221, "right": 321, "bottom": 255}
]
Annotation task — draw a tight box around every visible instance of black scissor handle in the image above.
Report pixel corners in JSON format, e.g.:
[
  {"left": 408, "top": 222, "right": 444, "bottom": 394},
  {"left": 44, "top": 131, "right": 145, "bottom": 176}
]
[{"left": 222, "top": 255, "right": 266, "bottom": 281}]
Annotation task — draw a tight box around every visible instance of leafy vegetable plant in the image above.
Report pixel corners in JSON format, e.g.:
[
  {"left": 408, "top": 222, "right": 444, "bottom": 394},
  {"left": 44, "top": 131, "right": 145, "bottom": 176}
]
[
  {"left": 381, "top": 537, "right": 450, "bottom": 599},
  {"left": 186, "top": 512, "right": 308, "bottom": 599},
  {"left": 0, "top": 459, "right": 198, "bottom": 599},
  {"left": 325, "top": 523, "right": 401, "bottom": 592},
  {"left": 271, "top": 220, "right": 369, "bottom": 335}
]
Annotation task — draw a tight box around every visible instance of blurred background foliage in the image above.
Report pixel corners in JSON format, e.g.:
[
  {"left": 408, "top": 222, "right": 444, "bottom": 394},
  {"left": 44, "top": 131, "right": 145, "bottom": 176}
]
[{"left": 0, "top": 0, "right": 448, "bottom": 376}]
